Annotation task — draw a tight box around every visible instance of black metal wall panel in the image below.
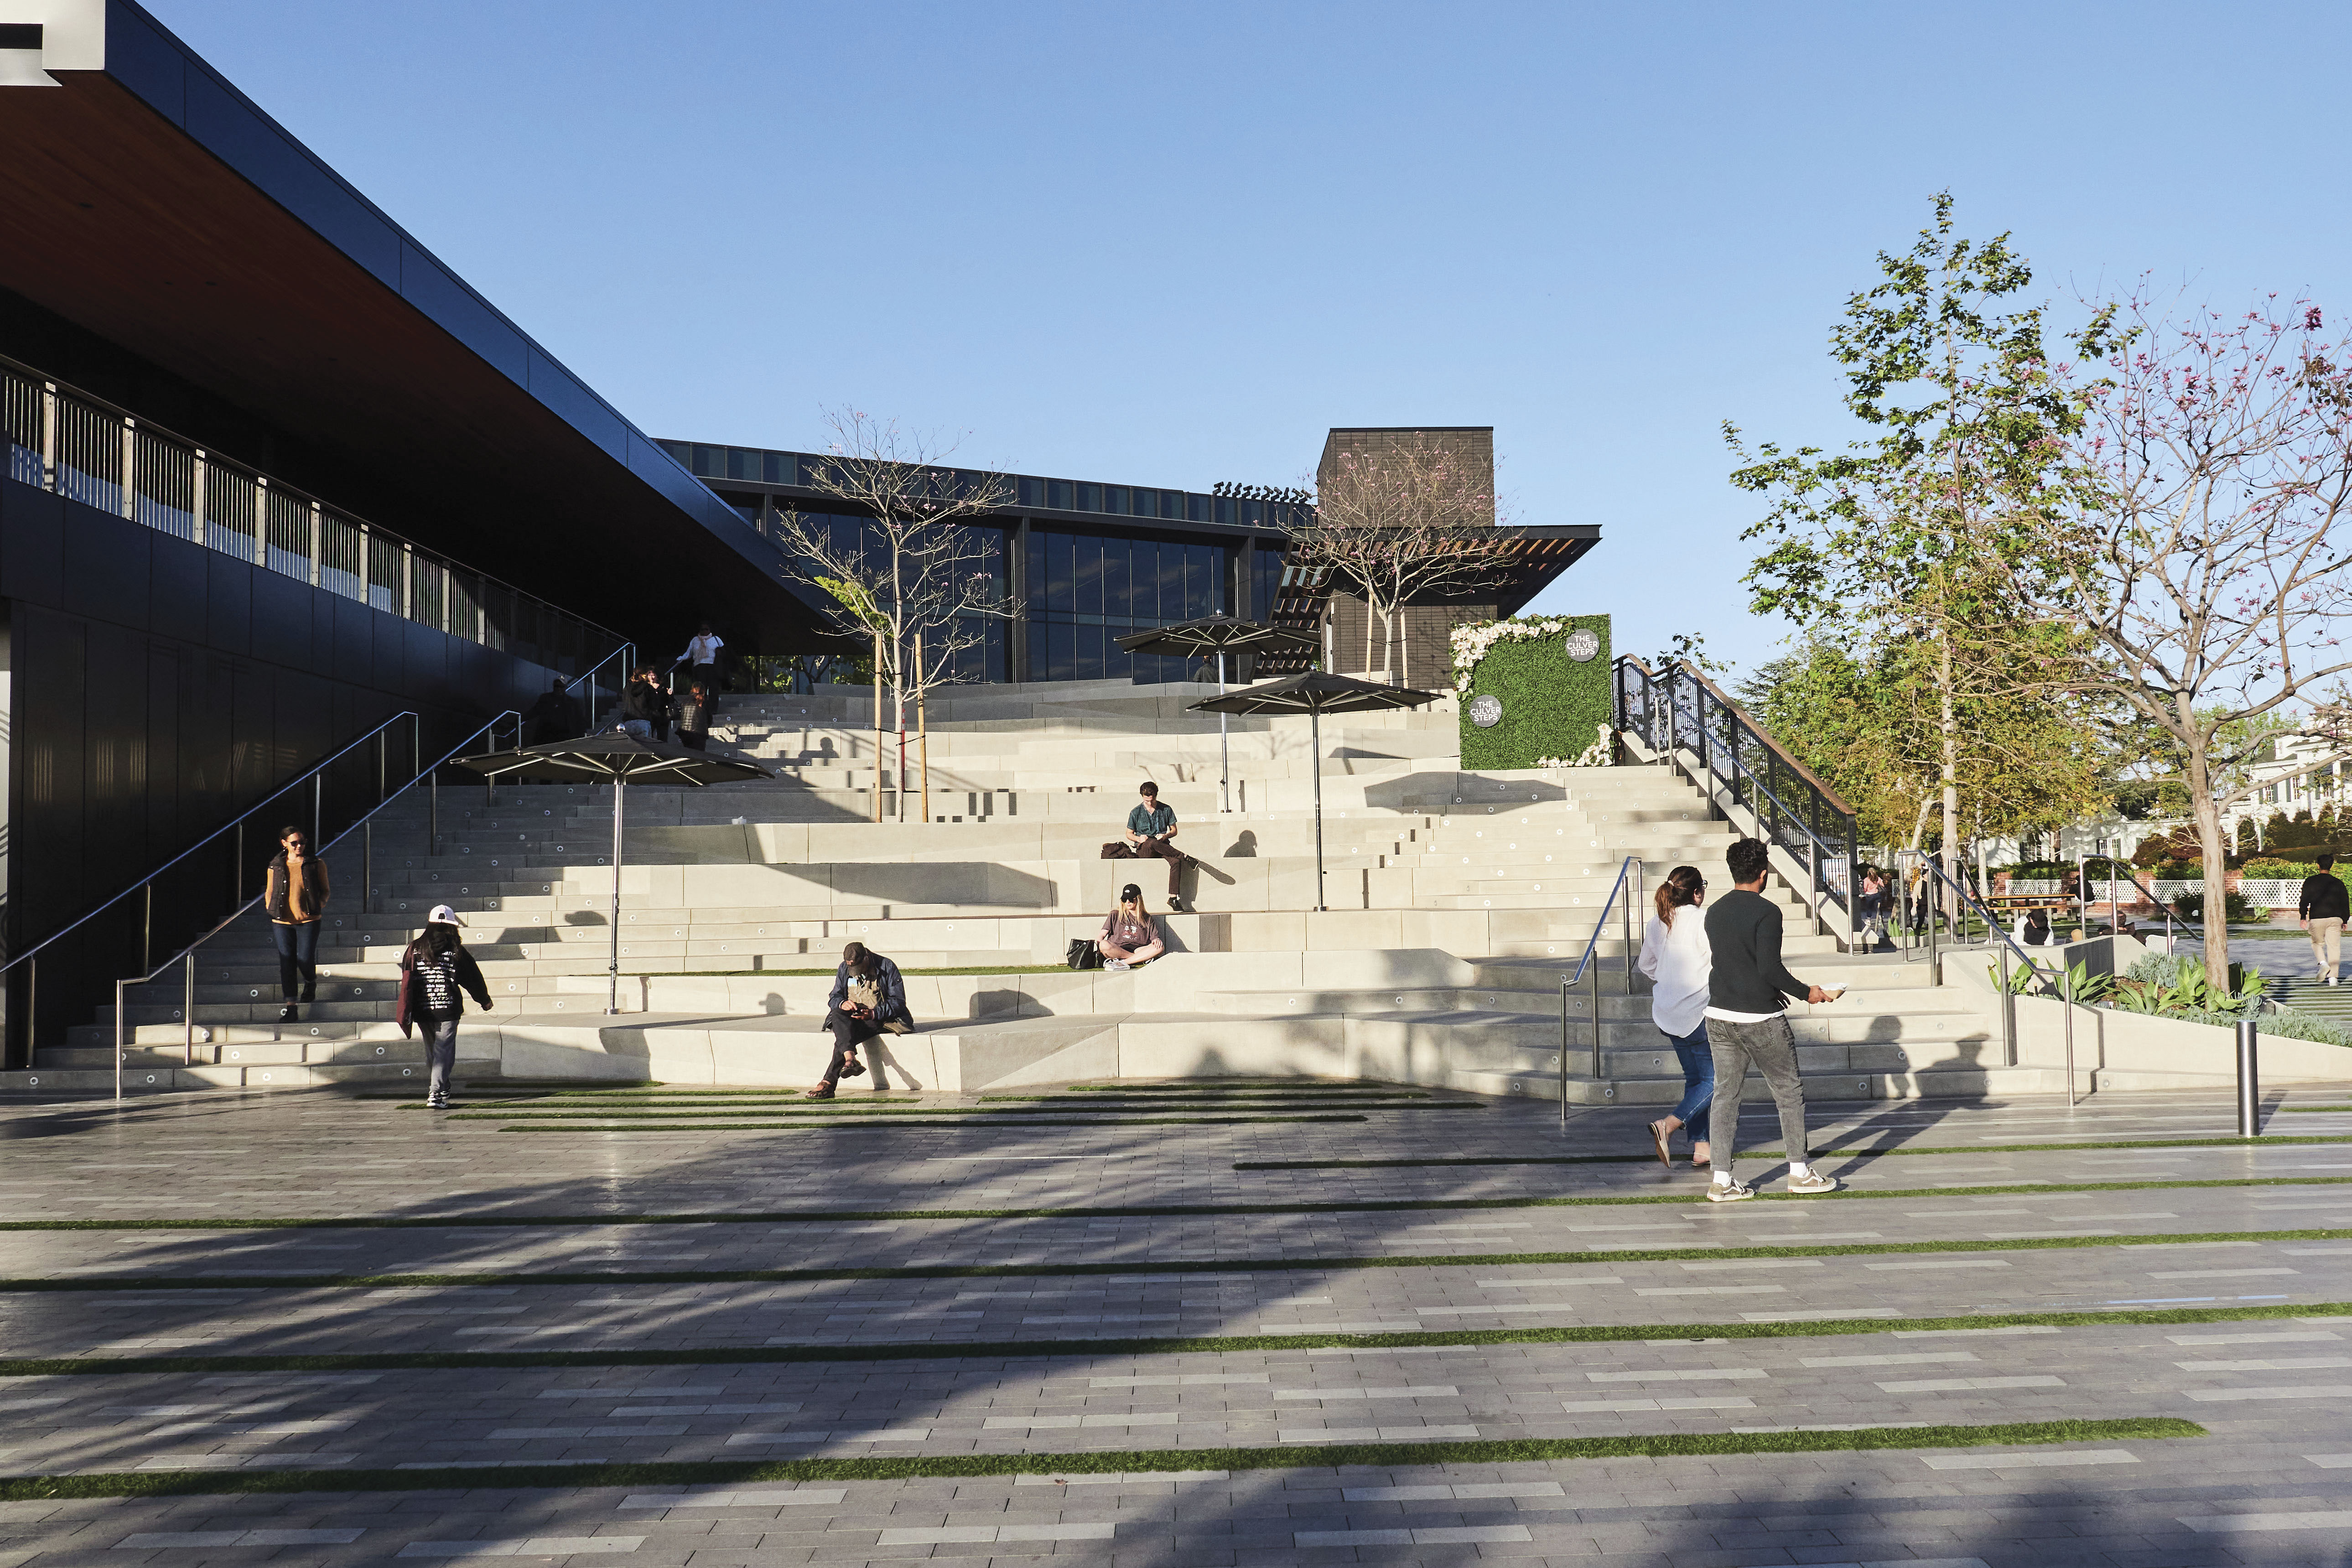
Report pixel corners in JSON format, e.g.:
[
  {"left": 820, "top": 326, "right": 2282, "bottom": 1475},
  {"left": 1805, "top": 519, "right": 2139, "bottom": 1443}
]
[{"left": 0, "top": 474, "right": 580, "bottom": 1063}]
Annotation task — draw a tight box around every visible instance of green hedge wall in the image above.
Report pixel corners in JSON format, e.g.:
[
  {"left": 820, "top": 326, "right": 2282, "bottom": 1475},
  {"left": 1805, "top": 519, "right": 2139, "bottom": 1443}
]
[{"left": 1459, "top": 614, "right": 1612, "bottom": 770}]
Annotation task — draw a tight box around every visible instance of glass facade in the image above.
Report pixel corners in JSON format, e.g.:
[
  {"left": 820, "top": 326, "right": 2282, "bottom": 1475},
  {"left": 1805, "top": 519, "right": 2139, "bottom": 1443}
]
[
  {"left": 787, "top": 509, "right": 1010, "bottom": 685},
  {"left": 659, "top": 438, "right": 1314, "bottom": 685},
  {"left": 1026, "top": 530, "right": 1227, "bottom": 683}
]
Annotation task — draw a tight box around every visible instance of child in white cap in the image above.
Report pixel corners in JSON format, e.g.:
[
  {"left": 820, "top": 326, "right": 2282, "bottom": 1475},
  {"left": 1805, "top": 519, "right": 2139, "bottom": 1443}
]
[{"left": 396, "top": 904, "right": 492, "bottom": 1109}]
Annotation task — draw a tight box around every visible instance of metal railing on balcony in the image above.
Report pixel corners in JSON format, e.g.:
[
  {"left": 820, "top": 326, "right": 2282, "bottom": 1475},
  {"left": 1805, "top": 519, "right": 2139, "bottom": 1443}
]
[
  {"left": 0, "top": 350, "right": 622, "bottom": 670},
  {"left": 1615, "top": 656, "right": 1860, "bottom": 943}
]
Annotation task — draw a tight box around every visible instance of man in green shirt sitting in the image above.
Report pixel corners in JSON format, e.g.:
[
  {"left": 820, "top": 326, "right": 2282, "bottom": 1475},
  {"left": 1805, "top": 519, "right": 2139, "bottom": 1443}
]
[{"left": 1106, "top": 780, "right": 1191, "bottom": 909}]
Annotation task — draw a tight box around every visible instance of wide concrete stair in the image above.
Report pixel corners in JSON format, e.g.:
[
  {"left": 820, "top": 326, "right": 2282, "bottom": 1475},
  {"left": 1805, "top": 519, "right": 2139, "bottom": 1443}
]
[{"left": 16, "top": 676, "right": 2320, "bottom": 1101}]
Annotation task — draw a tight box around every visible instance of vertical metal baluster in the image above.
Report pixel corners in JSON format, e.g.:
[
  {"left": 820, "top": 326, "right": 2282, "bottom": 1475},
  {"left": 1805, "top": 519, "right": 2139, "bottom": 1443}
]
[
  {"left": 1558, "top": 977, "right": 1569, "bottom": 1134},
  {"left": 1588, "top": 961, "right": 1603, "bottom": 1085},
  {"left": 364, "top": 820, "right": 374, "bottom": 916},
  {"left": 313, "top": 774, "right": 323, "bottom": 854},
  {"left": 142, "top": 882, "right": 153, "bottom": 976},
  {"left": 1997, "top": 943, "right": 2015, "bottom": 1067},
  {"left": 184, "top": 953, "right": 195, "bottom": 1066},
  {"left": 431, "top": 773, "right": 439, "bottom": 856},
  {"left": 114, "top": 978, "right": 125, "bottom": 1101}
]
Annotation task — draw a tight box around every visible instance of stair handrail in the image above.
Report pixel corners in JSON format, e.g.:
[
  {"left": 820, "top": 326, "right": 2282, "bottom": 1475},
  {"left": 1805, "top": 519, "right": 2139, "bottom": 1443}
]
[
  {"left": 1, "top": 709, "right": 427, "bottom": 1007},
  {"left": 1558, "top": 854, "right": 1642, "bottom": 1131},
  {"left": 2072, "top": 854, "right": 2199, "bottom": 950},
  {"left": 1614, "top": 655, "right": 1861, "bottom": 947},
  {"left": 106, "top": 708, "right": 523, "bottom": 1099}
]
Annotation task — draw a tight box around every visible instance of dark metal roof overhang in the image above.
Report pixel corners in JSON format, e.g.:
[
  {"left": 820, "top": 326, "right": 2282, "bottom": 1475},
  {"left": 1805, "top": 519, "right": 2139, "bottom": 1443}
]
[{"left": 0, "top": 0, "right": 842, "bottom": 653}]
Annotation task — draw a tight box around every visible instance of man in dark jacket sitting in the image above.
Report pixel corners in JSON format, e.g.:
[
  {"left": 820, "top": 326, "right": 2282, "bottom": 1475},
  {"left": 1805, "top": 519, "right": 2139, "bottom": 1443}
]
[
  {"left": 1103, "top": 781, "right": 1190, "bottom": 910},
  {"left": 2302, "top": 854, "right": 2349, "bottom": 986},
  {"left": 808, "top": 941, "right": 913, "bottom": 1098}
]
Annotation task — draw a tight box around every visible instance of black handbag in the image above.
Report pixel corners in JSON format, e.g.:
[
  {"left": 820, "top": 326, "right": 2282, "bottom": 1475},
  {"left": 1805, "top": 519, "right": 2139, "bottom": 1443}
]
[{"left": 1065, "top": 937, "right": 1103, "bottom": 971}]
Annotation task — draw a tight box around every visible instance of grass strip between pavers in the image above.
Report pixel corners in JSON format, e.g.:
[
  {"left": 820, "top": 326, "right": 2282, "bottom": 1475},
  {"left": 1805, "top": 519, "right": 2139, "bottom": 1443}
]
[
  {"left": 489, "top": 1114, "right": 1374, "bottom": 1130},
  {"left": 0, "top": 1419, "right": 2204, "bottom": 1501},
  {"left": 16, "top": 1222, "right": 2352, "bottom": 1293},
  {"left": 0, "top": 1295, "right": 2342, "bottom": 1370},
  {"left": 1232, "top": 1132, "right": 2352, "bottom": 1167},
  {"left": 457, "top": 1102, "right": 1435, "bottom": 1118},
  {"left": 12, "top": 1172, "right": 2352, "bottom": 1231}
]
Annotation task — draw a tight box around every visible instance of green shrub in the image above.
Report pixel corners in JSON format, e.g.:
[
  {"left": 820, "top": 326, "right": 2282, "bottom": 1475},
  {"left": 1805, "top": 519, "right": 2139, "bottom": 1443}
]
[
  {"left": 2161, "top": 1005, "right": 2352, "bottom": 1047},
  {"left": 2169, "top": 888, "right": 2262, "bottom": 924},
  {"left": 2243, "top": 859, "right": 2324, "bottom": 879}
]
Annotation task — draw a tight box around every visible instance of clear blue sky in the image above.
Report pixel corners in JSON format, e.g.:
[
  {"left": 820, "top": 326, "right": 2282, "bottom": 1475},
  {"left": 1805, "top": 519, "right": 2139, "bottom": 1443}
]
[{"left": 149, "top": 0, "right": 2352, "bottom": 680}]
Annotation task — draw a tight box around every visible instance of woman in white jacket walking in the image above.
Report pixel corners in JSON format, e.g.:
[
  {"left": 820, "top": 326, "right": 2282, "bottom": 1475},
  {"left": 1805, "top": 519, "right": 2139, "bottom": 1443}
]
[{"left": 1637, "top": 864, "right": 1713, "bottom": 1169}]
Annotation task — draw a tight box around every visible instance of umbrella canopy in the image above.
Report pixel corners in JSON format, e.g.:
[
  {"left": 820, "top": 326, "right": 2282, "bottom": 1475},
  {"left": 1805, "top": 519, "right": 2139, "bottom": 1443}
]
[
  {"left": 1186, "top": 670, "right": 1445, "bottom": 717},
  {"left": 1116, "top": 618, "right": 1322, "bottom": 813},
  {"left": 1186, "top": 673, "right": 1443, "bottom": 910},
  {"left": 1113, "top": 614, "right": 1317, "bottom": 659},
  {"left": 453, "top": 732, "right": 774, "bottom": 788},
  {"left": 450, "top": 735, "right": 774, "bottom": 1012}
]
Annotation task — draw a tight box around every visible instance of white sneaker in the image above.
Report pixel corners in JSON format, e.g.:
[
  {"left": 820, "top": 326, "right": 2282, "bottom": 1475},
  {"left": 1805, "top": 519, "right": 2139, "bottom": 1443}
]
[
  {"left": 1104, "top": 960, "right": 1131, "bottom": 971},
  {"left": 1786, "top": 1171, "right": 1842, "bottom": 1195},
  {"left": 1705, "top": 1179, "right": 1755, "bottom": 1203}
]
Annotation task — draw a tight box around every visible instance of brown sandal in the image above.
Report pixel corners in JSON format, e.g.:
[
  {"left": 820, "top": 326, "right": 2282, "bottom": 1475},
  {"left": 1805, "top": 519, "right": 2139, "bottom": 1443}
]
[{"left": 1647, "top": 1120, "right": 1673, "bottom": 1168}]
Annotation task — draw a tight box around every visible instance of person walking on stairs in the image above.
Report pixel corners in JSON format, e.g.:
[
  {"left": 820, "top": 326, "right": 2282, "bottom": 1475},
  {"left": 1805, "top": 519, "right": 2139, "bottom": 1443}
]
[
  {"left": 1097, "top": 884, "right": 1166, "bottom": 970},
  {"left": 1638, "top": 864, "right": 1712, "bottom": 1170},
  {"left": 618, "top": 666, "right": 665, "bottom": 741},
  {"left": 265, "top": 825, "right": 330, "bottom": 1023},
  {"left": 674, "top": 622, "right": 725, "bottom": 710},
  {"left": 809, "top": 941, "right": 913, "bottom": 1098},
  {"left": 674, "top": 680, "right": 713, "bottom": 752},
  {"left": 395, "top": 905, "right": 492, "bottom": 1110},
  {"left": 2301, "top": 853, "right": 2348, "bottom": 986},
  {"left": 1103, "top": 781, "right": 1190, "bottom": 909},
  {"left": 1702, "top": 836, "right": 1842, "bottom": 1202},
  {"left": 524, "top": 676, "right": 580, "bottom": 746}
]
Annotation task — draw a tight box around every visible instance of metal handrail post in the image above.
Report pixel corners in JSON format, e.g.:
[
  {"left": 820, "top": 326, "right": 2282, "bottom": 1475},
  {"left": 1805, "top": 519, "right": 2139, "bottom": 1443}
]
[
  {"left": 141, "top": 882, "right": 152, "bottom": 976},
  {"left": 363, "top": 820, "right": 374, "bottom": 916},
  {"left": 1622, "top": 862, "right": 1637, "bottom": 991},
  {"left": 2063, "top": 979, "right": 2077, "bottom": 1107},
  {"left": 234, "top": 822, "right": 244, "bottom": 904},
  {"left": 1558, "top": 977, "right": 1569, "bottom": 1133},
  {"left": 2237, "top": 1020, "right": 2261, "bottom": 1137},
  {"left": 430, "top": 773, "right": 439, "bottom": 856},
  {"left": 183, "top": 954, "right": 195, "bottom": 1065},
  {"left": 1997, "top": 943, "right": 2015, "bottom": 1067},
  {"left": 113, "top": 978, "right": 125, "bottom": 1101},
  {"left": 1588, "top": 960, "right": 1602, "bottom": 1082}
]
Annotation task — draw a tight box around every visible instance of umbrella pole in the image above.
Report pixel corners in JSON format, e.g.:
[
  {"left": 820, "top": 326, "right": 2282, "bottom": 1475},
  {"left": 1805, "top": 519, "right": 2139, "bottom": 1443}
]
[
  {"left": 1312, "top": 705, "right": 1325, "bottom": 913},
  {"left": 1218, "top": 650, "right": 1230, "bottom": 814},
  {"left": 607, "top": 775, "right": 624, "bottom": 1016}
]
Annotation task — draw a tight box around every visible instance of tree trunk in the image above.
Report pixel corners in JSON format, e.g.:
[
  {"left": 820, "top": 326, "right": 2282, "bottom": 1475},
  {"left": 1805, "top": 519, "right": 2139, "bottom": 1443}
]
[
  {"left": 915, "top": 630, "right": 930, "bottom": 826},
  {"left": 1362, "top": 592, "right": 1377, "bottom": 676},
  {"left": 870, "top": 628, "right": 885, "bottom": 824},
  {"left": 1940, "top": 630, "right": 1959, "bottom": 919},
  {"left": 2187, "top": 747, "right": 2232, "bottom": 988},
  {"left": 893, "top": 632, "right": 907, "bottom": 824}
]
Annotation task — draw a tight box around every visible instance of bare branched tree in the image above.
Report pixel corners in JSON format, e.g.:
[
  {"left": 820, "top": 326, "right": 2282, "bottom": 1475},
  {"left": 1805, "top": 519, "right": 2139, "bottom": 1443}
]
[
  {"left": 769, "top": 410, "right": 1012, "bottom": 823},
  {"left": 1288, "top": 444, "right": 1514, "bottom": 687},
  {"left": 2013, "top": 294, "right": 2352, "bottom": 984}
]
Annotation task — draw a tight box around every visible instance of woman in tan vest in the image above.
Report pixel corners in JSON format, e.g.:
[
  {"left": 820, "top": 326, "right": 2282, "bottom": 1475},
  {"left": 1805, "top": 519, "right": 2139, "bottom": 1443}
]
[{"left": 265, "top": 825, "right": 330, "bottom": 1023}]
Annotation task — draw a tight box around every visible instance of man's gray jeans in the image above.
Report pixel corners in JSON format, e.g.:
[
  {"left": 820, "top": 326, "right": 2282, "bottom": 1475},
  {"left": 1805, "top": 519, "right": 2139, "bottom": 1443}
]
[{"left": 1707, "top": 1014, "right": 1811, "bottom": 1183}]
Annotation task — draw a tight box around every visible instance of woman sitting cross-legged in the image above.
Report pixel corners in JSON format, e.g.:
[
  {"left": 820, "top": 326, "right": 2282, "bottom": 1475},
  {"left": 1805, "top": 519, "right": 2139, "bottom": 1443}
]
[
  {"left": 1097, "top": 883, "right": 1166, "bottom": 971},
  {"left": 807, "top": 941, "right": 913, "bottom": 1099}
]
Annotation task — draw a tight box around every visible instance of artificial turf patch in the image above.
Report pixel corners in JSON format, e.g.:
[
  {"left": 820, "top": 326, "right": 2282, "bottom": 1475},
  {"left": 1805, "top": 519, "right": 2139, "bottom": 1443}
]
[
  {"left": 491, "top": 1114, "right": 1373, "bottom": 1131},
  {"left": 12, "top": 1222, "right": 2352, "bottom": 1293},
  {"left": 0, "top": 1289, "right": 2305, "bottom": 1369},
  {"left": 1235, "top": 1133, "right": 2352, "bottom": 1167},
  {"left": 0, "top": 1419, "right": 2203, "bottom": 1500},
  {"left": 10, "top": 1172, "right": 2352, "bottom": 1231}
]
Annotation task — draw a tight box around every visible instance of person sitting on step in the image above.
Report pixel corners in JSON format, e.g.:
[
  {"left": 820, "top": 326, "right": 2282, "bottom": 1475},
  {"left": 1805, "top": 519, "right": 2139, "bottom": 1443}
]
[
  {"left": 1102, "top": 780, "right": 1189, "bottom": 910},
  {"left": 808, "top": 941, "right": 912, "bottom": 1098},
  {"left": 1096, "top": 884, "right": 1166, "bottom": 971}
]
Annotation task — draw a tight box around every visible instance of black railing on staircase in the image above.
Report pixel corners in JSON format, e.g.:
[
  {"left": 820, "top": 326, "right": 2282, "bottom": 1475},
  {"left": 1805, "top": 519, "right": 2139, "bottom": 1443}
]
[
  {"left": 105, "top": 709, "right": 528, "bottom": 1098},
  {"left": 1614, "top": 657, "right": 1860, "bottom": 944},
  {"left": 1559, "top": 855, "right": 1643, "bottom": 1129}
]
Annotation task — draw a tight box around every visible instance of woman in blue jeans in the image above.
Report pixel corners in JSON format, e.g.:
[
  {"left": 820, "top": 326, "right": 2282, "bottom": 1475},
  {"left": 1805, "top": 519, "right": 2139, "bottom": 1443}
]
[{"left": 1636, "top": 864, "right": 1712, "bottom": 1169}]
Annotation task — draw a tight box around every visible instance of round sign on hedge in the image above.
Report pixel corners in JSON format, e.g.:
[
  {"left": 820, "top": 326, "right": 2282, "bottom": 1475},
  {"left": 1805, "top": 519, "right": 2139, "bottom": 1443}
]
[
  {"left": 1565, "top": 629, "right": 1601, "bottom": 662},
  {"left": 1469, "top": 694, "right": 1504, "bottom": 728}
]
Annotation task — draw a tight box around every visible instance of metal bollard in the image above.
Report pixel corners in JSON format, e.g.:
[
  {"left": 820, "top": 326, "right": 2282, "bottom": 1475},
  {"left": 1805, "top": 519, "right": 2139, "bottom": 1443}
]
[{"left": 2237, "top": 1020, "right": 2261, "bottom": 1137}]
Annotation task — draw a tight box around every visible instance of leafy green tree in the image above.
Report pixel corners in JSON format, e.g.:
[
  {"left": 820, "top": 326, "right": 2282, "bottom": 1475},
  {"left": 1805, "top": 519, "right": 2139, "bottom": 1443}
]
[{"left": 1727, "top": 193, "right": 2107, "bottom": 890}]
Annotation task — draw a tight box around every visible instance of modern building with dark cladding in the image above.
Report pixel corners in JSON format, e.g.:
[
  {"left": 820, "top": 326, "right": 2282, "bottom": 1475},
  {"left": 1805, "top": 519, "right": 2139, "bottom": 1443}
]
[
  {"left": 0, "top": 0, "right": 831, "bottom": 1062},
  {"left": 667, "top": 436, "right": 1599, "bottom": 685}
]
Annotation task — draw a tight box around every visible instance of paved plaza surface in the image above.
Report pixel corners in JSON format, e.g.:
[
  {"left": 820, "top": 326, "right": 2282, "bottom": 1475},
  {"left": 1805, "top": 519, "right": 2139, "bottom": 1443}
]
[{"left": 4, "top": 1081, "right": 2352, "bottom": 1564}]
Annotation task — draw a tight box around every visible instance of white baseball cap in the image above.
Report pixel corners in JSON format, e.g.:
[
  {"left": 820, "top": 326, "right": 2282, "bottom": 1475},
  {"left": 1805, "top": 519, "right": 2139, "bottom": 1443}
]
[{"left": 426, "top": 905, "right": 466, "bottom": 928}]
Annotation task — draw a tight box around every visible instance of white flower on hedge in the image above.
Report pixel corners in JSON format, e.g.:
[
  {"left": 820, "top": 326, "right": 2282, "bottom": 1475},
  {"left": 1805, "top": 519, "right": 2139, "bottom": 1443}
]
[
  {"left": 1535, "top": 724, "right": 1615, "bottom": 769},
  {"left": 1449, "top": 615, "right": 1599, "bottom": 697}
]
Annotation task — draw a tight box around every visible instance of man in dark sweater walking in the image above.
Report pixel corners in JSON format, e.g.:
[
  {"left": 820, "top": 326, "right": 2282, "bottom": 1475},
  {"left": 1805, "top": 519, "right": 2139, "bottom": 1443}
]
[
  {"left": 1702, "top": 837, "right": 1842, "bottom": 1202},
  {"left": 2301, "top": 854, "right": 2348, "bottom": 986}
]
